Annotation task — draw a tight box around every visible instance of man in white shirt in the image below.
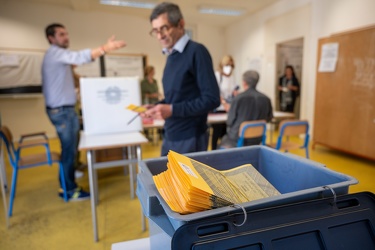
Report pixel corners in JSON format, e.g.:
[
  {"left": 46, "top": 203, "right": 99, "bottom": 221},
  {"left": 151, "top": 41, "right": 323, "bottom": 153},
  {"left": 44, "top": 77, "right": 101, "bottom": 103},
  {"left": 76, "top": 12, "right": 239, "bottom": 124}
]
[{"left": 42, "top": 23, "right": 125, "bottom": 200}]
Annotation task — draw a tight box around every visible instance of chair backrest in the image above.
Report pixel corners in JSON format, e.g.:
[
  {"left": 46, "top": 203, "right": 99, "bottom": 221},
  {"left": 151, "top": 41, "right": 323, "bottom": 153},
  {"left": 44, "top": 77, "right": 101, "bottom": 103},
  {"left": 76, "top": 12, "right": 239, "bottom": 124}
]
[
  {"left": 0, "top": 126, "right": 13, "bottom": 144},
  {"left": 278, "top": 119, "right": 309, "bottom": 136},
  {"left": 276, "top": 119, "right": 310, "bottom": 150},
  {"left": 237, "top": 120, "right": 267, "bottom": 147}
]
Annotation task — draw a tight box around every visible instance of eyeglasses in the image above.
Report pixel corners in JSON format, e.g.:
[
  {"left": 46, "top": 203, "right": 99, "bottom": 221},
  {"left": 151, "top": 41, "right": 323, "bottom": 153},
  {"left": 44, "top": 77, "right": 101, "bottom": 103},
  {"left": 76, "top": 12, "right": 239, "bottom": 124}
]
[{"left": 149, "top": 25, "right": 171, "bottom": 37}]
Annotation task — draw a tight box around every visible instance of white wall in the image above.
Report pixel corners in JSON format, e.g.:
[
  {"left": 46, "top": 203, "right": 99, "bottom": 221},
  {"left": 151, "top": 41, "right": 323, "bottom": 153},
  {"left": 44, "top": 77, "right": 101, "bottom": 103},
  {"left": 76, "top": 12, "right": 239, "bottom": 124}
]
[
  {"left": 226, "top": 0, "right": 375, "bottom": 136},
  {"left": 3, "top": 0, "right": 374, "bottom": 139},
  {"left": 0, "top": 1, "right": 224, "bottom": 138}
]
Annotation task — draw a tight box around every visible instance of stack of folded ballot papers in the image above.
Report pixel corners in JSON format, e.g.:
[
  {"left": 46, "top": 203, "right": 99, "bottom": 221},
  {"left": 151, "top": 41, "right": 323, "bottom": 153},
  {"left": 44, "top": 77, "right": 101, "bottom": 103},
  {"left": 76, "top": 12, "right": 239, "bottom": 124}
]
[{"left": 153, "top": 151, "right": 280, "bottom": 214}]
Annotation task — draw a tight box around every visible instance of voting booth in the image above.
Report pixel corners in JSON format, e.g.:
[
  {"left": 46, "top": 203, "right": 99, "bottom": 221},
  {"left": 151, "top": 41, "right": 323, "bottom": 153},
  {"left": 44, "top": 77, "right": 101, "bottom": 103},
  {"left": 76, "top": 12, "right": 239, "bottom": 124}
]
[{"left": 80, "top": 77, "right": 142, "bottom": 135}]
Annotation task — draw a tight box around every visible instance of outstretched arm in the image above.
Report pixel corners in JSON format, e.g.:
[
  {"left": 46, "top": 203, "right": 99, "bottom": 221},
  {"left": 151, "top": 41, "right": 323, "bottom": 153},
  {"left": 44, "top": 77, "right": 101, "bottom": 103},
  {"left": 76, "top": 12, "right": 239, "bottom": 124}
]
[{"left": 91, "top": 35, "right": 126, "bottom": 59}]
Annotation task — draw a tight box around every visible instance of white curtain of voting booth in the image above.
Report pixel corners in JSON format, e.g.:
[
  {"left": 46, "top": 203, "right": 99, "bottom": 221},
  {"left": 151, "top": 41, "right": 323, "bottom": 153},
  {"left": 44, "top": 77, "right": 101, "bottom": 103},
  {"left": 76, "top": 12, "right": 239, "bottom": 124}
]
[{"left": 80, "top": 77, "right": 142, "bottom": 135}]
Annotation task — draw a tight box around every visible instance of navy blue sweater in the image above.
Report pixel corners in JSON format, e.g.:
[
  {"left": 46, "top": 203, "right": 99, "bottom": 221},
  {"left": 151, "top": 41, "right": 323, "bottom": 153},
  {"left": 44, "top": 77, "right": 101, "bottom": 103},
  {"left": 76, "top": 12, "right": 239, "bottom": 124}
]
[{"left": 161, "top": 40, "right": 220, "bottom": 141}]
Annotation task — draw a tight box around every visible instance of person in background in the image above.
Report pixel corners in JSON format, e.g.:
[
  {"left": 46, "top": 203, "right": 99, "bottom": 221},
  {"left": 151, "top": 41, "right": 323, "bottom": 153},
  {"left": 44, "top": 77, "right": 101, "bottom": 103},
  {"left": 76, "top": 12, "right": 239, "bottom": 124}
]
[
  {"left": 141, "top": 65, "right": 160, "bottom": 104},
  {"left": 215, "top": 55, "right": 239, "bottom": 103},
  {"left": 211, "top": 55, "right": 239, "bottom": 150},
  {"left": 220, "top": 70, "right": 273, "bottom": 148},
  {"left": 278, "top": 65, "right": 300, "bottom": 112},
  {"left": 42, "top": 23, "right": 126, "bottom": 201},
  {"left": 143, "top": 2, "right": 220, "bottom": 156}
]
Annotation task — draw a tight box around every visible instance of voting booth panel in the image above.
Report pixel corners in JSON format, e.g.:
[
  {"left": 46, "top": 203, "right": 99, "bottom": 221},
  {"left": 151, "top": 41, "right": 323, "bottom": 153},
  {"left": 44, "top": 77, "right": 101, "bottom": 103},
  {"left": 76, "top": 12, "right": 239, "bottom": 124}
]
[{"left": 80, "top": 77, "right": 142, "bottom": 135}]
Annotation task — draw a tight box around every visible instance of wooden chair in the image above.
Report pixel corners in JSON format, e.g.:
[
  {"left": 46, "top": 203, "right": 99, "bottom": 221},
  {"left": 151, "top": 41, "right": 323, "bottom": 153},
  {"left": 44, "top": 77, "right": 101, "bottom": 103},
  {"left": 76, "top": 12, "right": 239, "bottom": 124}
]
[
  {"left": 237, "top": 120, "right": 267, "bottom": 147},
  {"left": 271, "top": 120, "right": 310, "bottom": 158},
  {"left": 0, "top": 126, "right": 68, "bottom": 217}
]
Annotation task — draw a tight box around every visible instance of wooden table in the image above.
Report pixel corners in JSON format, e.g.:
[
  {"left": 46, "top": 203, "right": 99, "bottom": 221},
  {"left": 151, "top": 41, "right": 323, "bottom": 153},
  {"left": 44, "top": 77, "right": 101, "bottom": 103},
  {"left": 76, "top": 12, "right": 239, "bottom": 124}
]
[
  {"left": 78, "top": 131, "right": 148, "bottom": 242},
  {"left": 143, "top": 111, "right": 295, "bottom": 144},
  {"left": 142, "top": 113, "right": 229, "bottom": 145},
  {"left": 142, "top": 119, "right": 164, "bottom": 145}
]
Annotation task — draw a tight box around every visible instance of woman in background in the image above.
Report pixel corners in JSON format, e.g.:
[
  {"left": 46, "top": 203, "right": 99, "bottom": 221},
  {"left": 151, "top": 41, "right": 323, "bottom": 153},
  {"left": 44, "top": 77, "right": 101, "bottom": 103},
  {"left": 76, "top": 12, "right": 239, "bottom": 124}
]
[
  {"left": 141, "top": 65, "right": 160, "bottom": 104},
  {"left": 211, "top": 55, "right": 239, "bottom": 150},
  {"left": 215, "top": 55, "right": 239, "bottom": 103},
  {"left": 278, "top": 65, "right": 300, "bottom": 112}
]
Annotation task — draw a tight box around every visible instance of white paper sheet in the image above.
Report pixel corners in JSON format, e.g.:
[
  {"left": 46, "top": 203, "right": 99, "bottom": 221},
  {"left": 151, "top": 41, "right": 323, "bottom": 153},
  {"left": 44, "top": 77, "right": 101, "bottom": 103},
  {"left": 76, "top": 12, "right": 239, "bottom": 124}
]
[{"left": 318, "top": 43, "right": 339, "bottom": 72}]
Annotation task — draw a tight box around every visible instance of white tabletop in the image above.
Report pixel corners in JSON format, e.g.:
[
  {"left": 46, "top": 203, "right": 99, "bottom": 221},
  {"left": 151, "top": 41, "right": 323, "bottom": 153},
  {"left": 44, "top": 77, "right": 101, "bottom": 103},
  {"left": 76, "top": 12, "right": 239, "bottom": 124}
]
[
  {"left": 78, "top": 131, "right": 148, "bottom": 151},
  {"left": 141, "top": 111, "right": 295, "bottom": 130},
  {"left": 207, "top": 113, "right": 228, "bottom": 124},
  {"left": 143, "top": 119, "right": 165, "bottom": 129},
  {"left": 112, "top": 237, "right": 150, "bottom": 250},
  {"left": 273, "top": 111, "right": 295, "bottom": 119},
  {"left": 143, "top": 113, "right": 228, "bottom": 129}
]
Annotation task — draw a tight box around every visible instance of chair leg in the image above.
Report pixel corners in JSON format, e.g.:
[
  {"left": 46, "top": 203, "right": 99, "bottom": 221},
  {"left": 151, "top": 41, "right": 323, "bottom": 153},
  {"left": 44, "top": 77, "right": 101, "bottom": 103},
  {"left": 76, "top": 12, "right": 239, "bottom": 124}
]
[
  {"left": 59, "top": 162, "right": 68, "bottom": 202},
  {"left": 306, "top": 148, "right": 309, "bottom": 159},
  {"left": 0, "top": 149, "right": 8, "bottom": 192},
  {"left": 8, "top": 169, "right": 18, "bottom": 217},
  {"left": 0, "top": 160, "right": 9, "bottom": 227}
]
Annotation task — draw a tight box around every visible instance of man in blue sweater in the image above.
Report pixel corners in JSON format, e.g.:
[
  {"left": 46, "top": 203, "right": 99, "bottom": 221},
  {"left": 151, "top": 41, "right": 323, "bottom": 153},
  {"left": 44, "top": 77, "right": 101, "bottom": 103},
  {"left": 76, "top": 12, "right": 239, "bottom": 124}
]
[{"left": 144, "top": 2, "right": 220, "bottom": 156}]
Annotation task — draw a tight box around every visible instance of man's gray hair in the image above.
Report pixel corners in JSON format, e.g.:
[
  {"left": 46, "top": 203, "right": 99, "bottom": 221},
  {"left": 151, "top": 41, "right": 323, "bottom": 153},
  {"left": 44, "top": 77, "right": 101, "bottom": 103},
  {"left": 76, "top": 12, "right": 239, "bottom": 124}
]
[
  {"left": 242, "top": 70, "right": 259, "bottom": 88},
  {"left": 150, "top": 2, "right": 183, "bottom": 26}
]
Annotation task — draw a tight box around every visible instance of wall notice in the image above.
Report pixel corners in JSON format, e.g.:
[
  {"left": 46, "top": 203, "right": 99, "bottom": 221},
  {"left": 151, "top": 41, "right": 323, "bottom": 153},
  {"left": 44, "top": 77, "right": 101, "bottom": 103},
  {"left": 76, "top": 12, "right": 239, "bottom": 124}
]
[{"left": 318, "top": 43, "right": 339, "bottom": 72}]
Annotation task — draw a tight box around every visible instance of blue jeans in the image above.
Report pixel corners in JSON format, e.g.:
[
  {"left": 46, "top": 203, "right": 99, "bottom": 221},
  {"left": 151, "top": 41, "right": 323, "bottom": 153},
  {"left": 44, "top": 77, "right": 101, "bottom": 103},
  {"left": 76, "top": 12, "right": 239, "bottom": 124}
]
[{"left": 47, "top": 106, "right": 79, "bottom": 191}]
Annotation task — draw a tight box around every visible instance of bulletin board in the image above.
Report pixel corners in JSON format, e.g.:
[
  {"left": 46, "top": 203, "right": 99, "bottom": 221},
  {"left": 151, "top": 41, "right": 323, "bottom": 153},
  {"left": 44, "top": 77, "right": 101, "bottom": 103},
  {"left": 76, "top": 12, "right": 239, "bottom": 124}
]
[
  {"left": 313, "top": 25, "right": 375, "bottom": 160},
  {"left": 0, "top": 47, "right": 146, "bottom": 96},
  {"left": 104, "top": 54, "right": 144, "bottom": 78},
  {"left": 0, "top": 49, "right": 44, "bottom": 94}
]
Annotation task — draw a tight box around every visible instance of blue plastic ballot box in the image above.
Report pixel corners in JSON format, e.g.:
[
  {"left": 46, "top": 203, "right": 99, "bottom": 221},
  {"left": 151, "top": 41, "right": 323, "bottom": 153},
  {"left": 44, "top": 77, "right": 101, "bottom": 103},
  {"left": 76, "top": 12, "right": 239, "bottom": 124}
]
[
  {"left": 172, "top": 192, "right": 375, "bottom": 249},
  {"left": 136, "top": 146, "right": 359, "bottom": 249}
]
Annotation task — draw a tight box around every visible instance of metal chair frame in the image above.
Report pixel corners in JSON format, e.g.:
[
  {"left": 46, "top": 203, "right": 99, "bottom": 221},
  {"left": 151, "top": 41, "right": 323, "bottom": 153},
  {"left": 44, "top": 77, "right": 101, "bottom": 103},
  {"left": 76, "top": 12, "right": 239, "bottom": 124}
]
[
  {"left": 0, "top": 126, "right": 68, "bottom": 217},
  {"left": 274, "top": 120, "right": 310, "bottom": 158},
  {"left": 237, "top": 120, "right": 267, "bottom": 147}
]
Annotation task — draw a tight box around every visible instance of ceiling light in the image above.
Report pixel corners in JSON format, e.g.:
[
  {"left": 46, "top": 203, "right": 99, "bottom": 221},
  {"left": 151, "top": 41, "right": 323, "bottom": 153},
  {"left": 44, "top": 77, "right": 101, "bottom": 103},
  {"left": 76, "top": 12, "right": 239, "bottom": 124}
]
[
  {"left": 198, "top": 6, "right": 245, "bottom": 16},
  {"left": 100, "top": 0, "right": 156, "bottom": 9}
]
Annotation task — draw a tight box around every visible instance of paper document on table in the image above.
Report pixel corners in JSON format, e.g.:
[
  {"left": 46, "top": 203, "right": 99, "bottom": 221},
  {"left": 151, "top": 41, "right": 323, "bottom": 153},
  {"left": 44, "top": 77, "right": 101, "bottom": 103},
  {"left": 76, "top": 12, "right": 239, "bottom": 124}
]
[{"left": 153, "top": 151, "right": 280, "bottom": 214}]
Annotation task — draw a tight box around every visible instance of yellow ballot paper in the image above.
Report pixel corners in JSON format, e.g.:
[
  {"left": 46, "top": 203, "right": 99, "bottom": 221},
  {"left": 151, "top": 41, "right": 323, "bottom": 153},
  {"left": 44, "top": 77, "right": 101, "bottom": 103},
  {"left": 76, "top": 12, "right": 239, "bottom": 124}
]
[
  {"left": 153, "top": 151, "right": 280, "bottom": 214},
  {"left": 126, "top": 104, "right": 146, "bottom": 113}
]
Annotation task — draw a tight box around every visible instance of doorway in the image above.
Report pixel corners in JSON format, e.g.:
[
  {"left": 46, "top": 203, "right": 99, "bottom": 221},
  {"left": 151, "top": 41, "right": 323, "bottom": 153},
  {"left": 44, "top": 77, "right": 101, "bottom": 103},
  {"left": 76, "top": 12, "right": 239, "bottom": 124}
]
[{"left": 276, "top": 38, "right": 303, "bottom": 118}]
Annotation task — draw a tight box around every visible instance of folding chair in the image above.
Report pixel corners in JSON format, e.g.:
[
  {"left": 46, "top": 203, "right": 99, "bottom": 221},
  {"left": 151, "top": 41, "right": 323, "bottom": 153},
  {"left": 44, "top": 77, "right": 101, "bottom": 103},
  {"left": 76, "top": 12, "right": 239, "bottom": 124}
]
[
  {"left": 271, "top": 120, "right": 310, "bottom": 158},
  {"left": 237, "top": 120, "right": 267, "bottom": 147},
  {"left": 0, "top": 126, "right": 68, "bottom": 217}
]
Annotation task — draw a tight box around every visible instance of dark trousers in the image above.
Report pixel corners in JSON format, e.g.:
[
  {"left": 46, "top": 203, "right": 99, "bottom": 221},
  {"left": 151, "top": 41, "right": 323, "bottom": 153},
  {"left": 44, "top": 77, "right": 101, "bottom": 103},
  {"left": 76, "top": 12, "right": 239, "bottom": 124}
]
[
  {"left": 161, "top": 132, "right": 208, "bottom": 156},
  {"left": 211, "top": 123, "right": 227, "bottom": 150}
]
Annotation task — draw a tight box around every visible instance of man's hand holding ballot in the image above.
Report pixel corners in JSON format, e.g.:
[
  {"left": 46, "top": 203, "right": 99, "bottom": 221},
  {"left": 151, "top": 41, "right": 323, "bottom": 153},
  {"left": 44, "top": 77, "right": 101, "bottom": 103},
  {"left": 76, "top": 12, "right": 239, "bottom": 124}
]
[
  {"left": 126, "top": 104, "right": 147, "bottom": 125},
  {"left": 141, "top": 103, "right": 172, "bottom": 120}
]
